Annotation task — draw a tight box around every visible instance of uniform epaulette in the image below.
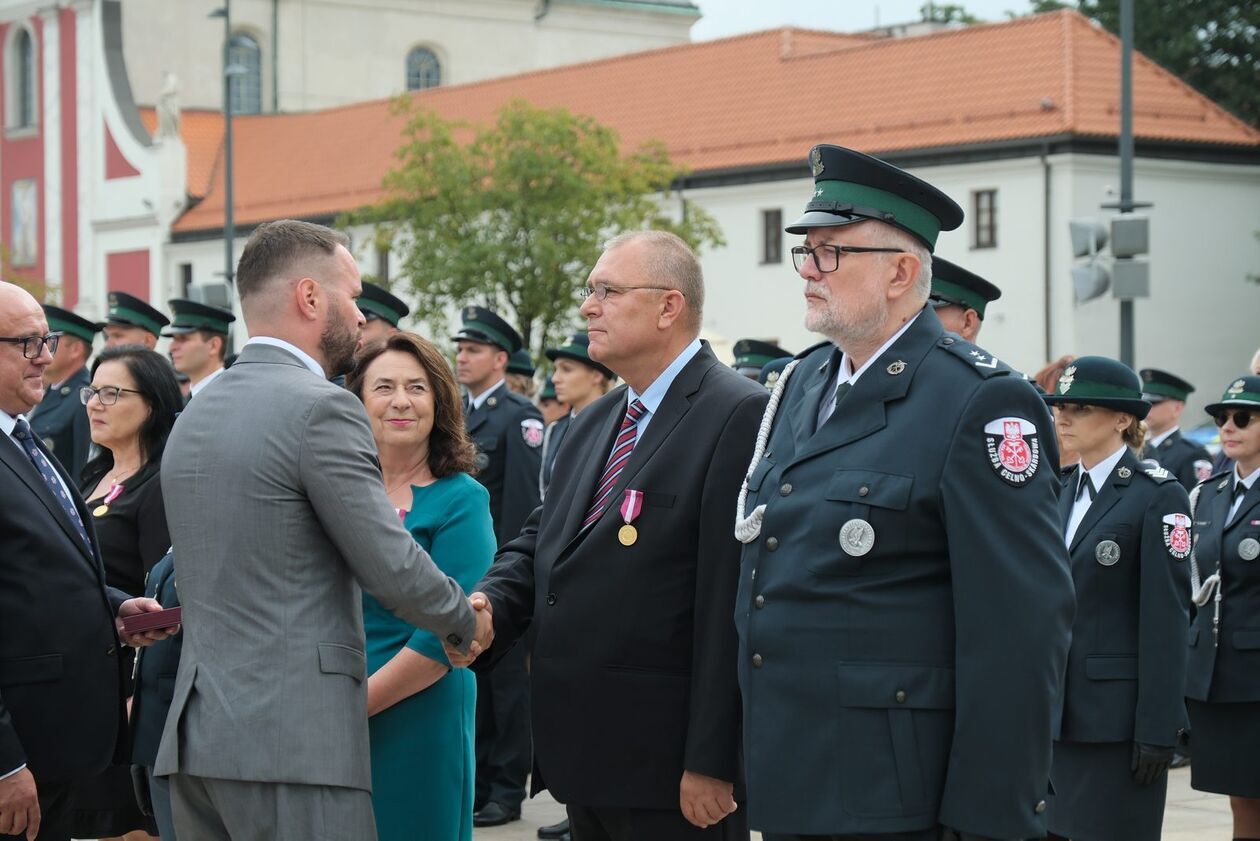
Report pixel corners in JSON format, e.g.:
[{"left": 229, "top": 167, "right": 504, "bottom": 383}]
[
  {"left": 935, "top": 335, "right": 1012, "bottom": 379},
  {"left": 1141, "top": 464, "right": 1176, "bottom": 483}
]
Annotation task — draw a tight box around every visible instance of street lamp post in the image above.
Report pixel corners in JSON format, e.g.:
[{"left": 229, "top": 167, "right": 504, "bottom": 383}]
[{"left": 210, "top": 2, "right": 245, "bottom": 290}]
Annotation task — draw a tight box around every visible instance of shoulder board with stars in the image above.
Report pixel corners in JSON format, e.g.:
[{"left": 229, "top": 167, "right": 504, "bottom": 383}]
[
  {"left": 936, "top": 336, "right": 1011, "bottom": 379},
  {"left": 1142, "top": 464, "right": 1175, "bottom": 483}
]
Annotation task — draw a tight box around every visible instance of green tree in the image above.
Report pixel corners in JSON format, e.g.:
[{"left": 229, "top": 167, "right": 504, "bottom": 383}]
[
  {"left": 1022, "top": 1, "right": 1258, "bottom": 126},
  {"left": 346, "top": 98, "right": 723, "bottom": 359},
  {"left": 921, "top": 3, "right": 980, "bottom": 24}
]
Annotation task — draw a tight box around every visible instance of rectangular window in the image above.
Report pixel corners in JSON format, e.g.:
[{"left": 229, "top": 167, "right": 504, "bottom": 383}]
[
  {"left": 972, "top": 189, "right": 997, "bottom": 249},
  {"left": 179, "top": 263, "right": 193, "bottom": 297},
  {"left": 376, "top": 244, "right": 390, "bottom": 284},
  {"left": 761, "top": 209, "right": 782, "bottom": 264}
]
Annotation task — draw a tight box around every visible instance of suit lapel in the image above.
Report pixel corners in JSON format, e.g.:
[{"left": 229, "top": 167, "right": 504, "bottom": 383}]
[
  {"left": 554, "top": 387, "right": 627, "bottom": 549},
  {"left": 466, "top": 382, "right": 508, "bottom": 436},
  {"left": 1227, "top": 482, "right": 1260, "bottom": 530},
  {"left": 1069, "top": 451, "right": 1136, "bottom": 553},
  {"left": 791, "top": 312, "right": 938, "bottom": 466},
  {"left": 787, "top": 349, "right": 835, "bottom": 444},
  {"left": 0, "top": 433, "right": 96, "bottom": 565},
  {"left": 1058, "top": 465, "right": 1079, "bottom": 535}
]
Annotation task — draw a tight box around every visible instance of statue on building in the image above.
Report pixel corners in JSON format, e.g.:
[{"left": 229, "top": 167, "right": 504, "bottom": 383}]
[{"left": 157, "top": 72, "right": 181, "bottom": 139}]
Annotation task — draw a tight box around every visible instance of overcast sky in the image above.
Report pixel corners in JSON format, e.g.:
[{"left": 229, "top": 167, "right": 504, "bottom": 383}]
[{"left": 691, "top": 0, "right": 1047, "bottom": 40}]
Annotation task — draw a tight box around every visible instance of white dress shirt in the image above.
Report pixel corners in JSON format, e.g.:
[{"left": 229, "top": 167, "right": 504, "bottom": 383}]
[
  {"left": 1065, "top": 444, "right": 1129, "bottom": 546},
  {"left": 1228, "top": 464, "right": 1260, "bottom": 525}
]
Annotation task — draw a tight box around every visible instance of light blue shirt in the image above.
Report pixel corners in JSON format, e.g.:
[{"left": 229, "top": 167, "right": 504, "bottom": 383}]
[
  {"left": 244, "top": 336, "right": 325, "bottom": 377},
  {"left": 625, "top": 338, "right": 703, "bottom": 439}
]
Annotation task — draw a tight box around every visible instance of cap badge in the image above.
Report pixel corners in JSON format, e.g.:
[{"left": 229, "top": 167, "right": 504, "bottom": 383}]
[
  {"left": 1058, "top": 365, "right": 1076, "bottom": 394},
  {"left": 809, "top": 147, "right": 825, "bottom": 177},
  {"left": 1228, "top": 379, "right": 1246, "bottom": 395}
]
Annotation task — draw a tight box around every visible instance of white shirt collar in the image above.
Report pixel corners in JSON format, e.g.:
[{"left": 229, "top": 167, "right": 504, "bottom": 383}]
[
  {"left": 189, "top": 365, "right": 226, "bottom": 396},
  {"left": 0, "top": 408, "right": 20, "bottom": 438},
  {"left": 1147, "top": 426, "right": 1178, "bottom": 448},
  {"left": 837, "top": 312, "right": 922, "bottom": 386},
  {"left": 244, "top": 336, "right": 325, "bottom": 378},
  {"left": 1082, "top": 444, "right": 1130, "bottom": 495},
  {"left": 627, "top": 338, "right": 703, "bottom": 417},
  {"left": 1235, "top": 464, "right": 1260, "bottom": 492},
  {"left": 470, "top": 379, "right": 506, "bottom": 410}
]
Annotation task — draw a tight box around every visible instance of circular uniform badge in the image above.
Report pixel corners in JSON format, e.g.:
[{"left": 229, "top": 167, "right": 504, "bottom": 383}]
[
  {"left": 1240, "top": 537, "right": 1260, "bottom": 562},
  {"left": 474, "top": 452, "right": 490, "bottom": 470},
  {"left": 1095, "top": 539, "right": 1121, "bottom": 566},
  {"left": 839, "top": 519, "right": 875, "bottom": 557}
]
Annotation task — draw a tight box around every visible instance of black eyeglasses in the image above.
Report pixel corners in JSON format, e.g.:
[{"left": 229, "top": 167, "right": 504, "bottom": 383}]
[
  {"left": 80, "top": 385, "right": 143, "bottom": 406},
  {"left": 1213, "top": 409, "right": 1254, "bottom": 429},
  {"left": 0, "top": 333, "right": 61, "bottom": 359},
  {"left": 582, "top": 282, "right": 680, "bottom": 301},
  {"left": 791, "top": 244, "right": 904, "bottom": 273}
]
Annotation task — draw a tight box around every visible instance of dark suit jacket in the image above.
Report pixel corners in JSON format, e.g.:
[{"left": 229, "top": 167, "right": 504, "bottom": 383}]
[
  {"left": 1186, "top": 472, "right": 1260, "bottom": 702},
  {"left": 477, "top": 343, "right": 767, "bottom": 810},
  {"left": 1142, "top": 429, "right": 1213, "bottom": 491},
  {"left": 466, "top": 382, "right": 543, "bottom": 545},
  {"left": 539, "top": 412, "right": 571, "bottom": 496},
  {"left": 28, "top": 367, "right": 91, "bottom": 481},
  {"left": 0, "top": 423, "right": 128, "bottom": 785},
  {"left": 1056, "top": 452, "right": 1191, "bottom": 746},
  {"left": 131, "top": 551, "right": 180, "bottom": 767}
]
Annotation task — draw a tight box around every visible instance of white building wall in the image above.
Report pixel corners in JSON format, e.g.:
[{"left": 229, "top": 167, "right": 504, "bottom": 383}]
[{"left": 121, "top": 0, "right": 695, "bottom": 112}]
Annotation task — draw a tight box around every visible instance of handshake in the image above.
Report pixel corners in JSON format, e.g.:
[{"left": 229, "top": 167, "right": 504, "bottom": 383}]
[{"left": 442, "top": 592, "right": 494, "bottom": 668}]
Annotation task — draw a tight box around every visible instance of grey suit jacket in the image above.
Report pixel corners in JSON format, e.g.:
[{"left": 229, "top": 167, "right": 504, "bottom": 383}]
[{"left": 156, "top": 342, "right": 475, "bottom": 790}]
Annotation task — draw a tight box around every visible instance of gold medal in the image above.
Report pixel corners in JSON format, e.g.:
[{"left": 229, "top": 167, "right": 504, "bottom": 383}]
[
  {"left": 618, "top": 524, "right": 638, "bottom": 546},
  {"left": 93, "top": 504, "right": 110, "bottom": 517}
]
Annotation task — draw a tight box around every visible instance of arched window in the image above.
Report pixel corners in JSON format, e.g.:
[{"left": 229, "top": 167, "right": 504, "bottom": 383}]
[
  {"left": 8, "top": 26, "right": 37, "bottom": 129},
  {"left": 227, "top": 32, "right": 262, "bottom": 115},
  {"left": 406, "top": 47, "right": 441, "bottom": 91}
]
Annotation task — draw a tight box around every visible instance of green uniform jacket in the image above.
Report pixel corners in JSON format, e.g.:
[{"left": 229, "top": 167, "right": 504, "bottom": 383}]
[{"left": 29, "top": 366, "right": 91, "bottom": 480}]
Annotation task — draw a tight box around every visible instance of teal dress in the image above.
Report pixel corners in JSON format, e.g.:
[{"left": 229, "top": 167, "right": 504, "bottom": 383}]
[{"left": 364, "top": 473, "right": 495, "bottom": 841}]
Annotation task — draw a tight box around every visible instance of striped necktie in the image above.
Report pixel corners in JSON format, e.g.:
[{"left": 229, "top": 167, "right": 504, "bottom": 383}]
[
  {"left": 12, "top": 418, "right": 92, "bottom": 550},
  {"left": 581, "top": 399, "right": 647, "bottom": 530}
]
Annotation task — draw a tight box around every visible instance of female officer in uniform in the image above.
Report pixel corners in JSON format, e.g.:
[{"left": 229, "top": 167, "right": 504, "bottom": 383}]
[
  {"left": 1185, "top": 374, "right": 1260, "bottom": 840},
  {"left": 1043, "top": 356, "right": 1191, "bottom": 841}
]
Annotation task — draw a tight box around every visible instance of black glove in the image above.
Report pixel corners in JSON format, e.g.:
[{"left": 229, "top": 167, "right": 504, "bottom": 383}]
[{"left": 1131, "top": 741, "right": 1175, "bottom": 785}]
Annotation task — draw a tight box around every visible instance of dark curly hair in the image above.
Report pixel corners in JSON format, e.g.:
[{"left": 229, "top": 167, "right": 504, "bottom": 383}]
[
  {"left": 81, "top": 345, "right": 183, "bottom": 484},
  {"left": 347, "top": 332, "right": 478, "bottom": 478}
]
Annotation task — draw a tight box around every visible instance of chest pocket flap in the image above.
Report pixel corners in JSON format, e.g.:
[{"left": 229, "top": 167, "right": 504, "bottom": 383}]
[
  {"left": 825, "top": 469, "right": 913, "bottom": 510},
  {"left": 747, "top": 456, "right": 775, "bottom": 494}
]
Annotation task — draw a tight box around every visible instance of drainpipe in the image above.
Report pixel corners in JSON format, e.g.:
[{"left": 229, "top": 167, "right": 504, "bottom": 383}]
[
  {"left": 271, "top": 0, "right": 279, "bottom": 111},
  {"left": 1041, "top": 143, "right": 1052, "bottom": 364}
]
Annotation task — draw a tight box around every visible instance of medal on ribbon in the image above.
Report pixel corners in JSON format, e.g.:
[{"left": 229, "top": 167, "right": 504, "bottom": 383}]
[
  {"left": 618, "top": 489, "right": 644, "bottom": 546},
  {"left": 94, "top": 482, "right": 125, "bottom": 518}
]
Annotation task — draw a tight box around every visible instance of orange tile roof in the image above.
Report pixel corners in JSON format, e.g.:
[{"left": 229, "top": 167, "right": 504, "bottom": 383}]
[
  {"left": 138, "top": 107, "right": 225, "bottom": 199},
  {"left": 171, "top": 10, "right": 1259, "bottom": 235}
]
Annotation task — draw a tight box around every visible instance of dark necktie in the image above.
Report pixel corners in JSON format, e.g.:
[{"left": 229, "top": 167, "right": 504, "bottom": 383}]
[
  {"left": 1077, "top": 472, "right": 1096, "bottom": 501},
  {"left": 12, "top": 418, "right": 92, "bottom": 550},
  {"left": 818, "top": 380, "right": 852, "bottom": 428},
  {"left": 581, "top": 399, "right": 647, "bottom": 529}
]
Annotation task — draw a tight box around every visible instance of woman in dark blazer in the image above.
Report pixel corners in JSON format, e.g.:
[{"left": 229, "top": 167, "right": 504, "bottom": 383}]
[
  {"left": 72, "top": 345, "right": 182, "bottom": 839},
  {"left": 1043, "top": 356, "right": 1191, "bottom": 841},
  {"left": 1185, "top": 374, "right": 1260, "bottom": 840}
]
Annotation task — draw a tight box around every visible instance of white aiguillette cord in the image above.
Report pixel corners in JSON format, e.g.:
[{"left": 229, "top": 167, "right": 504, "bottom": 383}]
[
  {"left": 1187, "top": 483, "right": 1223, "bottom": 646},
  {"left": 735, "top": 359, "right": 801, "bottom": 544}
]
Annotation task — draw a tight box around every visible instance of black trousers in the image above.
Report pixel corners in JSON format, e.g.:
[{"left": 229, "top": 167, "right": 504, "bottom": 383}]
[
  {"left": 568, "top": 802, "right": 749, "bottom": 841},
  {"left": 0, "top": 781, "right": 71, "bottom": 841},
  {"left": 474, "top": 642, "right": 532, "bottom": 809},
  {"left": 763, "top": 830, "right": 938, "bottom": 841}
]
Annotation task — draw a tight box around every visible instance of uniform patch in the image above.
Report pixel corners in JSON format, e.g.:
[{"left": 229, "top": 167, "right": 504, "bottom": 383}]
[
  {"left": 1162, "top": 513, "right": 1192, "bottom": 559},
  {"left": 984, "top": 417, "right": 1041, "bottom": 486},
  {"left": 1194, "top": 460, "right": 1213, "bottom": 483},
  {"left": 521, "top": 418, "right": 544, "bottom": 448}
]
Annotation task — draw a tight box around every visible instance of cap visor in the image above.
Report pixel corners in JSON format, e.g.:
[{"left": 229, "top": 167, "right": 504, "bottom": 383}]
[
  {"left": 1043, "top": 394, "right": 1151, "bottom": 420},
  {"left": 161, "top": 324, "right": 200, "bottom": 336},
  {"left": 784, "top": 211, "right": 864, "bottom": 235}
]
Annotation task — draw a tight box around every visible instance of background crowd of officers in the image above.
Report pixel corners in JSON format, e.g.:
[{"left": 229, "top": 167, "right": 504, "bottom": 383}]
[{"left": 12, "top": 140, "right": 1260, "bottom": 841}]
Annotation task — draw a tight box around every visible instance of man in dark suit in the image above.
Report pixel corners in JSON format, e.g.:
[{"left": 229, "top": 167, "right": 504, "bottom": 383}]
[
  {"left": 732, "top": 146, "right": 1074, "bottom": 841},
  {"left": 28, "top": 306, "right": 99, "bottom": 479},
  {"left": 463, "top": 230, "right": 765, "bottom": 841},
  {"left": 0, "top": 282, "right": 173, "bottom": 841},
  {"left": 452, "top": 306, "right": 544, "bottom": 827}
]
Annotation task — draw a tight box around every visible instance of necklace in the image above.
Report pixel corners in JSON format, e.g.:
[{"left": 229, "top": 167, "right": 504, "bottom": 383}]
[{"left": 385, "top": 464, "right": 431, "bottom": 497}]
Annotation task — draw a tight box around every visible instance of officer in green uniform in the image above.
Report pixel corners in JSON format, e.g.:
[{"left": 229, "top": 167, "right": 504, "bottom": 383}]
[
  {"left": 929, "top": 257, "right": 1001, "bottom": 343},
  {"left": 452, "top": 306, "right": 542, "bottom": 828},
  {"left": 29, "top": 305, "right": 100, "bottom": 478},
  {"left": 540, "top": 331, "right": 615, "bottom": 495},
  {"left": 163, "top": 299, "right": 236, "bottom": 400},
  {"left": 734, "top": 144, "right": 1075, "bottom": 841},
  {"left": 357, "top": 281, "right": 410, "bottom": 346},
  {"left": 99, "top": 291, "right": 169, "bottom": 349},
  {"left": 1139, "top": 368, "right": 1214, "bottom": 490},
  {"left": 732, "top": 339, "right": 793, "bottom": 381}
]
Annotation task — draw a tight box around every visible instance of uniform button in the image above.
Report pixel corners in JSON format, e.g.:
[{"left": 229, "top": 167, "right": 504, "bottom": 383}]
[
  {"left": 546, "top": 593, "right": 557, "bottom": 606},
  {"left": 858, "top": 485, "right": 870, "bottom": 497},
  {"left": 750, "top": 569, "right": 756, "bottom": 581},
  {"left": 751, "top": 654, "right": 763, "bottom": 668},
  {"left": 106, "top": 645, "right": 116, "bottom": 656},
  {"left": 942, "top": 337, "right": 955, "bottom": 345},
  {"left": 895, "top": 689, "right": 907, "bottom": 703},
  {"left": 754, "top": 595, "right": 765, "bottom": 609},
  {"left": 445, "top": 633, "right": 463, "bottom": 646},
  {"left": 1035, "top": 800, "right": 1047, "bottom": 814},
  {"left": 779, "top": 483, "right": 793, "bottom": 497},
  {"left": 765, "top": 537, "right": 779, "bottom": 551}
]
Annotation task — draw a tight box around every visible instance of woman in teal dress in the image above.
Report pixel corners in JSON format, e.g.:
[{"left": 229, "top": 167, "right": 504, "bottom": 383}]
[{"left": 349, "top": 331, "right": 496, "bottom": 841}]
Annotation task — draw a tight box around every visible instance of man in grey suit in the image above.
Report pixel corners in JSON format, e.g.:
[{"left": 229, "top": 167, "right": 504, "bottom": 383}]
[{"left": 159, "top": 219, "right": 491, "bottom": 840}]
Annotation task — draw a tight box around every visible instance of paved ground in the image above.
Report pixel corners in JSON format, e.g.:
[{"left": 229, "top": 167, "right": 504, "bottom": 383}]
[{"left": 476, "top": 767, "right": 1233, "bottom": 840}]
